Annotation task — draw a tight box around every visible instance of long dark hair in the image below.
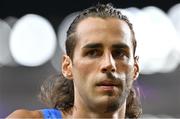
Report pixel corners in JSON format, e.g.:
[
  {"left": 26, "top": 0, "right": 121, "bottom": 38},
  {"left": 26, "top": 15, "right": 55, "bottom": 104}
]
[{"left": 39, "top": 3, "right": 142, "bottom": 118}]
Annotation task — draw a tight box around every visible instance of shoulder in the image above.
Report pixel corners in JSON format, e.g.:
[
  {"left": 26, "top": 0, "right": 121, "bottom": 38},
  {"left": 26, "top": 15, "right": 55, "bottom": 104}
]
[{"left": 6, "top": 109, "right": 43, "bottom": 118}]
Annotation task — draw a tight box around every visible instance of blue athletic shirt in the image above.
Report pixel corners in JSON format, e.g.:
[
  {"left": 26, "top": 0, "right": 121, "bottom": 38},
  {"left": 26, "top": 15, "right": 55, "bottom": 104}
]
[{"left": 41, "top": 108, "right": 62, "bottom": 119}]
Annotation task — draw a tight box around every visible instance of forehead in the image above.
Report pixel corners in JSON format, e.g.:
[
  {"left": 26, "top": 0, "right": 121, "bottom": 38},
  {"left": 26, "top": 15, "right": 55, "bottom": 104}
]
[{"left": 75, "top": 17, "right": 132, "bottom": 48}]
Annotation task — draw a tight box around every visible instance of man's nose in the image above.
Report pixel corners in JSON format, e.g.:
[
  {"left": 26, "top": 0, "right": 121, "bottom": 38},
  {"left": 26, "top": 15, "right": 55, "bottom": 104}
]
[{"left": 101, "top": 54, "right": 116, "bottom": 73}]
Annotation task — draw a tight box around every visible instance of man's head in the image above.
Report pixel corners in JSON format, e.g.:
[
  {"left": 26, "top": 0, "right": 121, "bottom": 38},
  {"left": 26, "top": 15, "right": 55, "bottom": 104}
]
[
  {"left": 39, "top": 3, "right": 141, "bottom": 119},
  {"left": 62, "top": 3, "right": 140, "bottom": 117}
]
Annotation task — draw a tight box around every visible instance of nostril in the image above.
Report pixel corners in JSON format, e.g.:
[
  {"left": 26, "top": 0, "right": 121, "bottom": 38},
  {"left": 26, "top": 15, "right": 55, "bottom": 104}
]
[
  {"left": 102, "top": 68, "right": 107, "bottom": 73},
  {"left": 101, "top": 67, "right": 115, "bottom": 73},
  {"left": 111, "top": 68, "right": 115, "bottom": 72}
]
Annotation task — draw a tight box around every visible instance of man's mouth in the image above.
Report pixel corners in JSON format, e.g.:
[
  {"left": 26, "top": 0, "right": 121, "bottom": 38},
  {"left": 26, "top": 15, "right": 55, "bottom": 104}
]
[
  {"left": 96, "top": 80, "right": 119, "bottom": 92},
  {"left": 96, "top": 80, "right": 118, "bottom": 86},
  {"left": 95, "top": 72, "right": 124, "bottom": 92}
]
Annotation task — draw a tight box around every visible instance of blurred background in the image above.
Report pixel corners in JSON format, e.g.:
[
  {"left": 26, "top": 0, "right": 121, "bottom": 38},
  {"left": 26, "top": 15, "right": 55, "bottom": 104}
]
[{"left": 0, "top": 0, "right": 180, "bottom": 118}]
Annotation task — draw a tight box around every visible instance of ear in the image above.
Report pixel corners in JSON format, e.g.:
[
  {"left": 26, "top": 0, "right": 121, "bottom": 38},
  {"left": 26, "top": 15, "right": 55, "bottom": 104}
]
[
  {"left": 61, "top": 55, "right": 73, "bottom": 80},
  {"left": 133, "top": 56, "right": 140, "bottom": 80}
]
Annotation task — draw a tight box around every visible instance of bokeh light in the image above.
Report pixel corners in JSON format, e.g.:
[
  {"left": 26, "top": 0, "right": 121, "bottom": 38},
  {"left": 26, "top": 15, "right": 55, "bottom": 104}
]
[
  {"left": 10, "top": 14, "right": 57, "bottom": 67},
  {"left": 0, "top": 19, "right": 17, "bottom": 67}
]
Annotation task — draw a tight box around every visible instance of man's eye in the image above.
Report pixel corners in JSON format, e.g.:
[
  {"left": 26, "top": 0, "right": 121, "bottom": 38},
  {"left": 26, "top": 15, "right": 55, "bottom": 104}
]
[
  {"left": 86, "top": 49, "right": 101, "bottom": 57},
  {"left": 112, "top": 50, "right": 128, "bottom": 59}
]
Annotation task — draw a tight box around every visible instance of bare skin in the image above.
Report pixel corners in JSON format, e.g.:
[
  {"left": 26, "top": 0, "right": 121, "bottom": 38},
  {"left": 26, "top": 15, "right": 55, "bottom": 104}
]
[
  {"left": 6, "top": 17, "right": 139, "bottom": 119},
  {"left": 6, "top": 109, "right": 43, "bottom": 118}
]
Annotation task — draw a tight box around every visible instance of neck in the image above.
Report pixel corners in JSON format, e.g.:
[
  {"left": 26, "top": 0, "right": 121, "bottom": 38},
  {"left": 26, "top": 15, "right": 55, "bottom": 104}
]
[{"left": 63, "top": 101, "right": 126, "bottom": 119}]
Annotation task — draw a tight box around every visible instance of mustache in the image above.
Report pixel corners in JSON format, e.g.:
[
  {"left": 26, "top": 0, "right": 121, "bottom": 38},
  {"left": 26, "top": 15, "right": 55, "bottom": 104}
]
[
  {"left": 104, "top": 72, "right": 125, "bottom": 90},
  {"left": 106, "top": 72, "right": 125, "bottom": 81}
]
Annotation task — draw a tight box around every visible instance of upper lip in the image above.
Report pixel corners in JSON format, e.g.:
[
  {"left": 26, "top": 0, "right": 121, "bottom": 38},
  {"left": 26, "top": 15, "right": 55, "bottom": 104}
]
[{"left": 96, "top": 80, "right": 119, "bottom": 86}]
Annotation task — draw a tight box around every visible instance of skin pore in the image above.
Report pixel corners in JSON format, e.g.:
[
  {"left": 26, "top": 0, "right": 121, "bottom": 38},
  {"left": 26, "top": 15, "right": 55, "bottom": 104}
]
[{"left": 62, "top": 17, "right": 139, "bottom": 118}]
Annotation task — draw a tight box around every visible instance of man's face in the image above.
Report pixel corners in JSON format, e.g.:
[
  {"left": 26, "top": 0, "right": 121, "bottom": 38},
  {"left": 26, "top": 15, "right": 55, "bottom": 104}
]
[{"left": 66, "top": 17, "right": 139, "bottom": 113}]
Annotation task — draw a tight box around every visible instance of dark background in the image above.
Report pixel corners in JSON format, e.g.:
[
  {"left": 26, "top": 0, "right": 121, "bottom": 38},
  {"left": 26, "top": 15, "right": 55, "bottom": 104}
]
[
  {"left": 1, "top": 0, "right": 180, "bottom": 29},
  {"left": 0, "top": 0, "right": 180, "bottom": 118}
]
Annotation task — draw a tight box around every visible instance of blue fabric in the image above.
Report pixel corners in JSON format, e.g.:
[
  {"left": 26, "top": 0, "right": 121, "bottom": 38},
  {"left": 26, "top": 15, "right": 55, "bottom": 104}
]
[{"left": 41, "top": 108, "right": 62, "bottom": 119}]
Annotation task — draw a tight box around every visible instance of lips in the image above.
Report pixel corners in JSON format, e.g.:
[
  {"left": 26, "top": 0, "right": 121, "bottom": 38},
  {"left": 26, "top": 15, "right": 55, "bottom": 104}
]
[
  {"left": 95, "top": 80, "right": 119, "bottom": 92},
  {"left": 96, "top": 80, "right": 118, "bottom": 87}
]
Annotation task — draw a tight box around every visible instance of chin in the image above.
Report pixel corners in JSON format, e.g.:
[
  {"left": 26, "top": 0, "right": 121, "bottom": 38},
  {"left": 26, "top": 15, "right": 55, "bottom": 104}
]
[
  {"left": 107, "top": 91, "right": 128, "bottom": 110},
  {"left": 106, "top": 101, "right": 120, "bottom": 113},
  {"left": 102, "top": 96, "right": 121, "bottom": 113},
  {"left": 101, "top": 94, "right": 120, "bottom": 104},
  {"left": 88, "top": 95, "right": 122, "bottom": 114}
]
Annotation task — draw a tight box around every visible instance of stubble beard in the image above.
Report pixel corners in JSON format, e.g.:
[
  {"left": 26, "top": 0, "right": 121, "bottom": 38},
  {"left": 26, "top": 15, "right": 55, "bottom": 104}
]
[
  {"left": 105, "top": 72, "right": 133, "bottom": 113},
  {"left": 105, "top": 84, "right": 130, "bottom": 113}
]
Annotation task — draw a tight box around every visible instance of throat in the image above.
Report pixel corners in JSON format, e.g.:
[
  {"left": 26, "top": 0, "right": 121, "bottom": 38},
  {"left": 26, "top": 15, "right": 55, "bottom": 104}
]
[{"left": 68, "top": 103, "right": 126, "bottom": 119}]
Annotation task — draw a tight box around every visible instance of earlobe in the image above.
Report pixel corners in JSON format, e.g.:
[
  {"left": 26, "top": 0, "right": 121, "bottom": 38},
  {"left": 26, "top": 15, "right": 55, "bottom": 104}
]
[
  {"left": 133, "top": 56, "right": 140, "bottom": 80},
  {"left": 62, "top": 55, "right": 73, "bottom": 80}
]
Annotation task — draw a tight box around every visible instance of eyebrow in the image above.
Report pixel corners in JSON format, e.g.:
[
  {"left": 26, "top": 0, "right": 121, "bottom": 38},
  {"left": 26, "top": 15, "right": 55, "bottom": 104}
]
[
  {"left": 112, "top": 43, "right": 130, "bottom": 49},
  {"left": 82, "top": 43, "right": 130, "bottom": 49},
  {"left": 82, "top": 43, "right": 103, "bottom": 49}
]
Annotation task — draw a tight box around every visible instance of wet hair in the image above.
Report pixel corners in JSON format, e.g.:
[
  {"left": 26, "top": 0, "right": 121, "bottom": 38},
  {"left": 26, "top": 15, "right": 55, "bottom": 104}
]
[{"left": 39, "top": 3, "right": 142, "bottom": 118}]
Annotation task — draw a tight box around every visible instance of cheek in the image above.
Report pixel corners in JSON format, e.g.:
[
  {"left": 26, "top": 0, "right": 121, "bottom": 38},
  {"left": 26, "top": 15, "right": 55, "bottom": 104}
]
[
  {"left": 72, "top": 60, "right": 99, "bottom": 97},
  {"left": 117, "top": 62, "right": 134, "bottom": 73},
  {"left": 72, "top": 59, "right": 99, "bottom": 81},
  {"left": 117, "top": 62, "right": 135, "bottom": 87}
]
